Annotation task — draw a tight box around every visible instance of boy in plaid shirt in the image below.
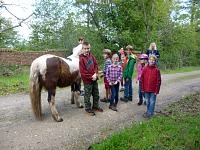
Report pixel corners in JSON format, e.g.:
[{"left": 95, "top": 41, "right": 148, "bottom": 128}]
[
  {"left": 106, "top": 54, "right": 122, "bottom": 111},
  {"left": 100, "top": 49, "right": 112, "bottom": 103}
]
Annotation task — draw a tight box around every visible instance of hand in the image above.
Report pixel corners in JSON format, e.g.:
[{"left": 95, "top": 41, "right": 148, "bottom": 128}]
[
  {"left": 109, "top": 82, "right": 113, "bottom": 86},
  {"left": 114, "top": 81, "right": 118, "bottom": 85},
  {"left": 92, "top": 76, "right": 97, "bottom": 81},
  {"left": 92, "top": 73, "right": 97, "bottom": 81},
  {"left": 155, "top": 93, "right": 157, "bottom": 95},
  {"left": 126, "top": 78, "right": 129, "bottom": 82}
]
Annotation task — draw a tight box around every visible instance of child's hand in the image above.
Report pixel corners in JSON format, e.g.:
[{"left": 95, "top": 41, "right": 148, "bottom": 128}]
[
  {"left": 126, "top": 78, "right": 129, "bottom": 82},
  {"left": 92, "top": 73, "right": 97, "bottom": 81},
  {"left": 114, "top": 81, "right": 118, "bottom": 85},
  {"left": 109, "top": 82, "right": 113, "bottom": 86}
]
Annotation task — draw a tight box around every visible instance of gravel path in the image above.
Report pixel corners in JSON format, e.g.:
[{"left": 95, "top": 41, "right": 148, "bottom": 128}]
[{"left": 0, "top": 70, "right": 200, "bottom": 150}]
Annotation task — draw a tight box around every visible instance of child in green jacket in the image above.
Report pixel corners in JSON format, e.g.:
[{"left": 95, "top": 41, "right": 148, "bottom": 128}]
[{"left": 120, "top": 45, "right": 136, "bottom": 102}]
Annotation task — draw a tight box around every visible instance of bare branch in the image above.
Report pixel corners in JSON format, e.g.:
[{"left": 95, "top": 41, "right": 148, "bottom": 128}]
[
  {"left": 3, "top": 5, "right": 21, "bottom": 20},
  {"left": 85, "top": 8, "right": 100, "bottom": 30},
  {"left": 0, "top": 12, "right": 35, "bottom": 33}
]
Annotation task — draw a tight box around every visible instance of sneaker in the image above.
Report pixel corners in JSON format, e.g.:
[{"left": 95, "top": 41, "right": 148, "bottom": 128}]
[
  {"left": 80, "top": 90, "right": 85, "bottom": 96},
  {"left": 109, "top": 105, "right": 117, "bottom": 111},
  {"left": 128, "top": 97, "right": 132, "bottom": 101},
  {"left": 120, "top": 97, "right": 128, "bottom": 103},
  {"left": 100, "top": 98, "right": 110, "bottom": 103},
  {"left": 85, "top": 109, "right": 96, "bottom": 116},
  {"left": 142, "top": 112, "right": 152, "bottom": 118},
  {"left": 137, "top": 101, "right": 143, "bottom": 106},
  {"left": 119, "top": 87, "right": 124, "bottom": 92},
  {"left": 92, "top": 107, "right": 103, "bottom": 112}
]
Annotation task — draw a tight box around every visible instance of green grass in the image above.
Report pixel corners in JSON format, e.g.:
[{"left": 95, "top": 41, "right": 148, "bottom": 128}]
[
  {"left": 92, "top": 92, "right": 200, "bottom": 150},
  {"left": 0, "top": 65, "right": 29, "bottom": 95},
  {"left": 161, "top": 66, "right": 200, "bottom": 74},
  {"left": 0, "top": 74, "right": 29, "bottom": 95}
]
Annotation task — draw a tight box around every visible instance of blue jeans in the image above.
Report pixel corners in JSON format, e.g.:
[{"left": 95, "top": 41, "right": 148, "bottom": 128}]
[
  {"left": 124, "top": 78, "right": 132, "bottom": 98},
  {"left": 138, "top": 81, "right": 145, "bottom": 103},
  {"left": 144, "top": 92, "right": 157, "bottom": 115},
  {"left": 110, "top": 83, "right": 119, "bottom": 105}
]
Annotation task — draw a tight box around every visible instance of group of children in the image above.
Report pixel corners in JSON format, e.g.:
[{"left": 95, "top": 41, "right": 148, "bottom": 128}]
[{"left": 79, "top": 41, "right": 161, "bottom": 118}]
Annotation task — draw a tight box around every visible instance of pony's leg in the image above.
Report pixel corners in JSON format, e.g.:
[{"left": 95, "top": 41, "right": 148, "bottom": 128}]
[
  {"left": 74, "top": 81, "right": 84, "bottom": 108},
  {"left": 71, "top": 84, "right": 75, "bottom": 104},
  {"left": 48, "top": 90, "right": 63, "bottom": 122}
]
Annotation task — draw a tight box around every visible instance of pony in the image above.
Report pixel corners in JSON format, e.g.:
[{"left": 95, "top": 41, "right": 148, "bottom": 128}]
[{"left": 29, "top": 44, "right": 84, "bottom": 122}]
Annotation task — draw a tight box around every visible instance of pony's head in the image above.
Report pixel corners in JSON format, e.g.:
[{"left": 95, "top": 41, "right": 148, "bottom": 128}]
[{"left": 72, "top": 44, "right": 83, "bottom": 57}]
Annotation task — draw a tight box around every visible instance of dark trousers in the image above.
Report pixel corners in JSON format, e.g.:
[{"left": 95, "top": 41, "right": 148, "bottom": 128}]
[
  {"left": 110, "top": 83, "right": 119, "bottom": 106},
  {"left": 138, "top": 81, "right": 145, "bottom": 103}
]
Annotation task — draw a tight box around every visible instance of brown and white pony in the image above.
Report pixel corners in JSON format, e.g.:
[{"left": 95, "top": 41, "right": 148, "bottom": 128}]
[{"left": 29, "top": 45, "right": 83, "bottom": 122}]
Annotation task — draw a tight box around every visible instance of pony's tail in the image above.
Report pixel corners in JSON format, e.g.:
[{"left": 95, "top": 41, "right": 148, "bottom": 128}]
[{"left": 29, "top": 70, "right": 42, "bottom": 120}]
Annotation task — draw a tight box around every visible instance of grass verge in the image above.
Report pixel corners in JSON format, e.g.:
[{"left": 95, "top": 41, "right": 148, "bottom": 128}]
[
  {"left": 91, "top": 92, "right": 200, "bottom": 150},
  {"left": 0, "top": 65, "right": 29, "bottom": 95},
  {"left": 161, "top": 66, "right": 200, "bottom": 74}
]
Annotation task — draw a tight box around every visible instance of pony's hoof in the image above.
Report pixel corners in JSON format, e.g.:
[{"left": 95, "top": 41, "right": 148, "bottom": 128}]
[
  {"left": 78, "top": 105, "right": 84, "bottom": 109},
  {"left": 57, "top": 118, "right": 63, "bottom": 122}
]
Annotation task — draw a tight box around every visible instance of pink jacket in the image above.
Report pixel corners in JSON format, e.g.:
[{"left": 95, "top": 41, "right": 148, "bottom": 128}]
[{"left": 136, "top": 64, "right": 145, "bottom": 81}]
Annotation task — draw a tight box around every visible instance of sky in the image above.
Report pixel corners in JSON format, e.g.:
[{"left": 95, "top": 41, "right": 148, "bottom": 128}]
[{"left": 1, "top": 0, "right": 35, "bottom": 39}]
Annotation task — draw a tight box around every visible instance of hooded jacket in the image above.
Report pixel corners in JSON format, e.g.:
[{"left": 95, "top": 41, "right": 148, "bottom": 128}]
[
  {"left": 79, "top": 53, "right": 98, "bottom": 84},
  {"left": 141, "top": 64, "right": 161, "bottom": 94},
  {"left": 123, "top": 54, "right": 136, "bottom": 79}
]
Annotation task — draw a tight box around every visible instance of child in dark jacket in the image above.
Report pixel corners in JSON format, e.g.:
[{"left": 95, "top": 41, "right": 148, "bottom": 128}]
[
  {"left": 141, "top": 54, "right": 161, "bottom": 118},
  {"left": 79, "top": 41, "right": 103, "bottom": 116}
]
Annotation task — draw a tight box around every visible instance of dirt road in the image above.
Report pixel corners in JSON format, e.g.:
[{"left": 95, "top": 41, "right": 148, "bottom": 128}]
[{"left": 0, "top": 70, "right": 200, "bottom": 150}]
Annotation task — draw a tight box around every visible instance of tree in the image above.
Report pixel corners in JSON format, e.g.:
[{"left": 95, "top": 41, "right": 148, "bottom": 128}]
[{"left": 0, "top": 16, "right": 19, "bottom": 48}]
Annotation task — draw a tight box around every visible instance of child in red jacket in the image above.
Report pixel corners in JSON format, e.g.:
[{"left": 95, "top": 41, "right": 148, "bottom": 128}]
[
  {"left": 79, "top": 41, "right": 103, "bottom": 116},
  {"left": 141, "top": 54, "right": 161, "bottom": 118}
]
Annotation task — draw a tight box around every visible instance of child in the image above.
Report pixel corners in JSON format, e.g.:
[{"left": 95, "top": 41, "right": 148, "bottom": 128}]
[
  {"left": 119, "top": 54, "right": 126, "bottom": 92},
  {"left": 120, "top": 45, "right": 136, "bottom": 102},
  {"left": 136, "top": 54, "right": 148, "bottom": 105},
  {"left": 106, "top": 54, "right": 122, "bottom": 111},
  {"left": 100, "top": 49, "right": 112, "bottom": 103},
  {"left": 117, "top": 48, "right": 124, "bottom": 62},
  {"left": 79, "top": 41, "right": 103, "bottom": 116},
  {"left": 141, "top": 54, "right": 161, "bottom": 118}
]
